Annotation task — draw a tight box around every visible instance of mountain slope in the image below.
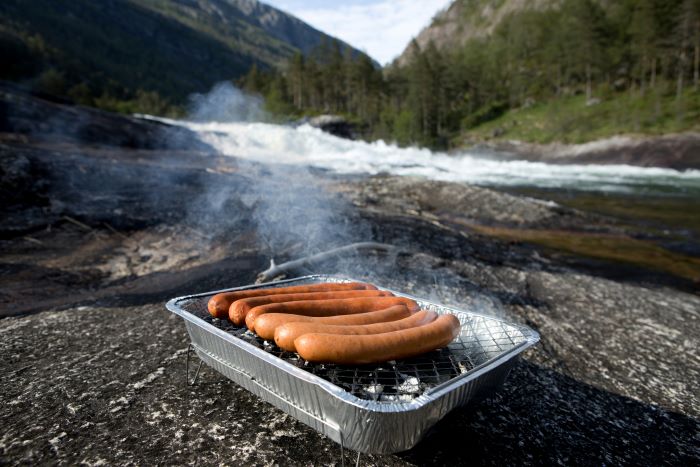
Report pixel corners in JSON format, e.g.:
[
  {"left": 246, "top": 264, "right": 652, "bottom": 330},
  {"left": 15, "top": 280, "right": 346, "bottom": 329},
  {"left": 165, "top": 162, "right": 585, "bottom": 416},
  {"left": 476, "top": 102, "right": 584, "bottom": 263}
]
[
  {"left": 394, "top": 0, "right": 554, "bottom": 67},
  {"left": 0, "top": 0, "right": 367, "bottom": 109}
]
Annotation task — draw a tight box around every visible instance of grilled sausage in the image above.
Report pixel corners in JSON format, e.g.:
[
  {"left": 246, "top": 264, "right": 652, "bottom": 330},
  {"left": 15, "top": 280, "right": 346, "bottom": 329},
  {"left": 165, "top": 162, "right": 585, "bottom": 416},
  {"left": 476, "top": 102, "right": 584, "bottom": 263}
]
[
  {"left": 295, "top": 314, "right": 461, "bottom": 364},
  {"left": 252, "top": 305, "right": 411, "bottom": 343},
  {"left": 247, "top": 296, "right": 420, "bottom": 335},
  {"left": 207, "top": 282, "right": 375, "bottom": 319},
  {"left": 275, "top": 310, "right": 437, "bottom": 352},
  {"left": 229, "top": 290, "right": 392, "bottom": 326}
]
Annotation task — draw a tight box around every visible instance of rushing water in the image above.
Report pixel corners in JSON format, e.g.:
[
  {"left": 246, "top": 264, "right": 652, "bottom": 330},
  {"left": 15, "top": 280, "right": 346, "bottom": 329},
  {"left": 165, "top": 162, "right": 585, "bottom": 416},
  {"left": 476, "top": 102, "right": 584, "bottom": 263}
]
[{"left": 153, "top": 116, "right": 700, "bottom": 196}]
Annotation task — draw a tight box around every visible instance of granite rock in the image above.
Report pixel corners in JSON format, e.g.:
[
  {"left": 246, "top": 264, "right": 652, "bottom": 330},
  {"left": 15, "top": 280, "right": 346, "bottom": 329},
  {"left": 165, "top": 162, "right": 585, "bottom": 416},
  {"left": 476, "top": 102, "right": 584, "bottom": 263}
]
[{"left": 1, "top": 87, "right": 698, "bottom": 465}]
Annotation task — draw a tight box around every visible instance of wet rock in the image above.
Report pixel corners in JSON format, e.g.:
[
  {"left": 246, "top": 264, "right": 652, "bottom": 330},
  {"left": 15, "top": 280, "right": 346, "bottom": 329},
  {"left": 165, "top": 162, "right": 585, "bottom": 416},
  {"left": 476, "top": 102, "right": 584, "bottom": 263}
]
[
  {"left": 0, "top": 82, "right": 209, "bottom": 151},
  {"left": 305, "top": 114, "right": 359, "bottom": 140},
  {"left": 336, "top": 174, "right": 598, "bottom": 230}
]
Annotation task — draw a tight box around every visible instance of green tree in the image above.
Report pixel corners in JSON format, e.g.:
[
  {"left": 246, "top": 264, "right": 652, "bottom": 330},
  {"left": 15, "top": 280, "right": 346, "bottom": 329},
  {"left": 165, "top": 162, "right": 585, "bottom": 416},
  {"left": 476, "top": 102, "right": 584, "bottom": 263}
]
[
  {"left": 393, "top": 109, "right": 415, "bottom": 146},
  {"left": 68, "top": 82, "right": 93, "bottom": 106},
  {"left": 560, "top": 0, "right": 609, "bottom": 101},
  {"left": 265, "top": 75, "right": 294, "bottom": 116},
  {"left": 35, "top": 68, "right": 67, "bottom": 96},
  {"left": 681, "top": 0, "right": 700, "bottom": 89},
  {"left": 629, "top": 0, "right": 658, "bottom": 93},
  {"left": 241, "top": 63, "right": 266, "bottom": 94},
  {"left": 287, "top": 52, "right": 306, "bottom": 109}
]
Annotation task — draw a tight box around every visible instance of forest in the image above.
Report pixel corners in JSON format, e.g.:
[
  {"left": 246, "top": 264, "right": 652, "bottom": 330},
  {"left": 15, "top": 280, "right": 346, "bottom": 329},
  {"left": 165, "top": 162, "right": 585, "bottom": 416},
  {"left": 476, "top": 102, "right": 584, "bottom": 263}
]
[
  {"left": 241, "top": 0, "right": 700, "bottom": 148},
  {"left": 3, "top": 0, "right": 700, "bottom": 148}
]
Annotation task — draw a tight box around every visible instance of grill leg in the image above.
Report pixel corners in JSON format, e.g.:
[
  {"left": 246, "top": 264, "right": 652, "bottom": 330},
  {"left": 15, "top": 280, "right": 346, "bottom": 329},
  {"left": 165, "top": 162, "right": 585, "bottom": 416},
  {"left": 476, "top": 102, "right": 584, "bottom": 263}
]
[
  {"left": 338, "top": 433, "right": 361, "bottom": 467},
  {"left": 186, "top": 344, "right": 203, "bottom": 386}
]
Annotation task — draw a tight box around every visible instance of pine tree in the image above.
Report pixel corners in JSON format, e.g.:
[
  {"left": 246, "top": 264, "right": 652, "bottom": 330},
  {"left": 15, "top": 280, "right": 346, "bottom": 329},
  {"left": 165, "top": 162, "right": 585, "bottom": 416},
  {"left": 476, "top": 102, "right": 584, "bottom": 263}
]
[
  {"left": 561, "top": 0, "right": 608, "bottom": 102},
  {"left": 682, "top": 0, "right": 700, "bottom": 89},
  {"left": 629, "top": 0, "right": 657, "bottom": 94},
  {"left": 677, "top": 0, "right": 696, "bottom": 101},
  {"left": 287, "top": 52, "right": 305, "bottom": 109}
]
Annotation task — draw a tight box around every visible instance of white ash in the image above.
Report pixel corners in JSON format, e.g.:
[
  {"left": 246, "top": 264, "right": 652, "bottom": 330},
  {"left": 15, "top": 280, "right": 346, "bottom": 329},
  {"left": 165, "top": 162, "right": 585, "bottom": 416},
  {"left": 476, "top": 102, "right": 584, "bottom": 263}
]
[
  {"left": 363, "top": 384, "right": 384, "bottom": 395},
  {"left": 397, "top": 376, "right": 422, "bottom": 393}
]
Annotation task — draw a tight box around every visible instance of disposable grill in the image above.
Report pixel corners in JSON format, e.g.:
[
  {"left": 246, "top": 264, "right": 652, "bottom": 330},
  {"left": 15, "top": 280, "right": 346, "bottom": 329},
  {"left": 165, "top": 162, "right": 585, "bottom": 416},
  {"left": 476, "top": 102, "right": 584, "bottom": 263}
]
[{"left": 167, "top": 275, "right": 539, "bottom": 455}]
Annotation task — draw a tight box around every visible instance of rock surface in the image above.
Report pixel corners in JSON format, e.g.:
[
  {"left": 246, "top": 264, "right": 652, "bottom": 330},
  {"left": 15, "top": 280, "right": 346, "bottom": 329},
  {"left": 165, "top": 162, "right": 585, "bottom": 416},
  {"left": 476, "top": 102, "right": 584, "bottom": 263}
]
[
  {"left": 476, "top": 133, "right": 700, "bottom": 170},
  {"left": 1, "top": 87, "right": 698, "bottom": 465},
  {"left": 2, "top": 274, "right": 698, "bottom": 465},
  {"left": 305, "top": 114, "right": 361, "bottom": 140}
]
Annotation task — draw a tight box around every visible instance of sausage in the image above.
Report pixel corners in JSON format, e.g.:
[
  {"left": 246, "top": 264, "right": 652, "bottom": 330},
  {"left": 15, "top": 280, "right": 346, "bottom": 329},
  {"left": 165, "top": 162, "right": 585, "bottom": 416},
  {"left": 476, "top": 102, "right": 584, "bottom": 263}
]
[
  {"left": 229, "top": 290, "right": 392, "bottom": 326},
  {"left": 275, "top": 310, "right": 438, "bottom": 352},
  {"left": 247, "top": 296, "right": 420, "bottom": 336},
  {"left": 295, "top": 314, "right": 461, "bottom": 365},
  {"left": 246, "top": 296, "right": 419, "bottom": 333},
  {"left": 206, "top": 282, "right": 376, "bottom": 319},
  {"left": 252, "top": 305, "right": 411, "bottom": 344}
]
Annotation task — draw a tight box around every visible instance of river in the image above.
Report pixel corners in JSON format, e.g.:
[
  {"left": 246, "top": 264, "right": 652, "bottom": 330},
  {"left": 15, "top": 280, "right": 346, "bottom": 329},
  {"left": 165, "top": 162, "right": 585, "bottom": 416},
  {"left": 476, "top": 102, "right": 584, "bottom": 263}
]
[{"left": 154, "top": 117, "right": 700, "bottom": 197}]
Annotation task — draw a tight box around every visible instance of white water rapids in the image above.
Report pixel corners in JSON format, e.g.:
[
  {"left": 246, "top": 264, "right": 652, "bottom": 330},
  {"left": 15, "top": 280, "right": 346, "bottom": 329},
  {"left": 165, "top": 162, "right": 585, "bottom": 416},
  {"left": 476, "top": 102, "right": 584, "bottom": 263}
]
[{"left": 153, "top": 116, "right": 700, "bottom": 195}]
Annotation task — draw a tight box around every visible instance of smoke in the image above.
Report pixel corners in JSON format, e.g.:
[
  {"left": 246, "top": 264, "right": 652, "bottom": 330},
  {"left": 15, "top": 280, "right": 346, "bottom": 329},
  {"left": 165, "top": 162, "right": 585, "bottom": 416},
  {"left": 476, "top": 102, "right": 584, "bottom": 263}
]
[
  {"left": 250, "top": 166, "right": 366, "bottom": 256},
  {"left": 180, "top": 82, "right": 510, "bottom": 318},
  {"left": 3, "top": 79, "right": 513, "bottom": 318},
  {"left": 181, "top": 82, "right": 364, "bottom": 258},
  {"left": 183, "top": 82, "right": 369, "bottom": 261},
  {"left": 188, "top": 82, "right": 267, "bottom": 123}
]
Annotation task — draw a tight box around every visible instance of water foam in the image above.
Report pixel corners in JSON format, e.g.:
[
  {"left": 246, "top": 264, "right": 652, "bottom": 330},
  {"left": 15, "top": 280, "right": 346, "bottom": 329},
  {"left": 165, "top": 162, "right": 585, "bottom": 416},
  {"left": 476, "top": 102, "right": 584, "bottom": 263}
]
[{"left": 147, "top": 116, "right": 700, "bottom": 195}]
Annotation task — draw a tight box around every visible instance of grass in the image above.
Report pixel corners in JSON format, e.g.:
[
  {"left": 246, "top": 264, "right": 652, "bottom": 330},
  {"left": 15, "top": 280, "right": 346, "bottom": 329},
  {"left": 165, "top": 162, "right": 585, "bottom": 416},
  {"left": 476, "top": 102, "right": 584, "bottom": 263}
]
[{"left": 463, "top": 85, "right": 700, "bottom": 145}]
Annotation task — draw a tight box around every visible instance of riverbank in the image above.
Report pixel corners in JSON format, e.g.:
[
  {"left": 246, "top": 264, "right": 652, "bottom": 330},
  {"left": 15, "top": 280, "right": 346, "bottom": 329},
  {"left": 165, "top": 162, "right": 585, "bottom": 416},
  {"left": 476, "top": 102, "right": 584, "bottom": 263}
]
[
  {"left": 462, "top": 88, "right": 700, "bottom": 144},
  {"left": 458, "top": 90, "right": 700, "bottom": 170},
  {"left": 470, "top": 133, "right": 700, "bottom": 170}
]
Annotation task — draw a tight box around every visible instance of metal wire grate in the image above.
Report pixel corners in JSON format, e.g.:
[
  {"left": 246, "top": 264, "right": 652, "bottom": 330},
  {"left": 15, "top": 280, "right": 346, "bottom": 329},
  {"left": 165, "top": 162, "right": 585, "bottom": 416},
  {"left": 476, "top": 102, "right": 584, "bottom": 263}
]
[{"left": 180, "top": 295, "right": 528, "bottom": 402}]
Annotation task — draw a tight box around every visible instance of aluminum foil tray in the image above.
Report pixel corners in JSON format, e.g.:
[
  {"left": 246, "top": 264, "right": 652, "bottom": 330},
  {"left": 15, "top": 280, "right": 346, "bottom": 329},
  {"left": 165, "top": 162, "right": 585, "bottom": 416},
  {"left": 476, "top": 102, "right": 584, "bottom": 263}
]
[{"left": 166, "top": 275, "right": 539, "bottom": 454}]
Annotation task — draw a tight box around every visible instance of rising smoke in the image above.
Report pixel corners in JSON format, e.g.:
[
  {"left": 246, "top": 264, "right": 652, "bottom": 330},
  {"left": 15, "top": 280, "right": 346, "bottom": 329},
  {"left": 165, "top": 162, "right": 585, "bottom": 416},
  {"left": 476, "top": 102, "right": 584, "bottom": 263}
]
[
  {"left": 182, "top": 82, "right": 508, "bottom": 317},
  {"left": 188, "top": 82, "right": 267, "bottom": 123},
  {"left": 3, "top": 77, "right": 508, "bottom": 316},
  {"left": 185, "top": 82, "right": 369, "bottom": 259}
]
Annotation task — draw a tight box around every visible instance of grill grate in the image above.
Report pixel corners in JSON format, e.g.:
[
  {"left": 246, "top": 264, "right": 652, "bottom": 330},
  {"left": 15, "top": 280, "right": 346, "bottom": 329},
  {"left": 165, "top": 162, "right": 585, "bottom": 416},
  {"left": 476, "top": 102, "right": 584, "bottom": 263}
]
[{"left": 180, "top": 295, "right": 527, "bottom": 402}]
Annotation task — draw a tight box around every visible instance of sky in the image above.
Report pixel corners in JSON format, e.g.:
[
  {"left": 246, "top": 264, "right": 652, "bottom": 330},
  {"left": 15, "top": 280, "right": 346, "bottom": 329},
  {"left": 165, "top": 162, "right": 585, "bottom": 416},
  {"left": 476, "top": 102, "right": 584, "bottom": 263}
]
[{"left": 263, "top": 0, "right": 453, "bottom": 65}]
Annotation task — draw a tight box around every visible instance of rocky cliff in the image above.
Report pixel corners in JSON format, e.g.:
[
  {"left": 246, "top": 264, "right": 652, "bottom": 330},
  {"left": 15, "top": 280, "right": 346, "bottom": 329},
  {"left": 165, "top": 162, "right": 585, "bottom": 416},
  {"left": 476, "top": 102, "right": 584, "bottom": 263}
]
[{"left": 394, "top": 0, "right": 554, "bottom": 67}]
